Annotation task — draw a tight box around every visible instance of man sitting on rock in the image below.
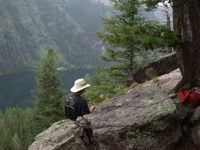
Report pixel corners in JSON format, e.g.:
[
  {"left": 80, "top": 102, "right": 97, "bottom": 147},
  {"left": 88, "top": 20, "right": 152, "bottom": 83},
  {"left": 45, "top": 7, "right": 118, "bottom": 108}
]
[{"left": 64, "top": 79, "right": 96, "bottom": 121}]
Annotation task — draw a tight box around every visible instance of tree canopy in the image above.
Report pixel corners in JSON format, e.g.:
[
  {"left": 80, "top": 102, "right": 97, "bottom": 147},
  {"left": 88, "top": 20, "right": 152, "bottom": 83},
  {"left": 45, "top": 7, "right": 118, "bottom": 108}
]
[
  {"left": 97, "top": 0, "right": 178, "bottom": 84},
  {"left": 142, "top": 0, "right": 200, "bottom": 91},
  {"left": 33, "top": 49, "right": 65, "bottom": 133}
]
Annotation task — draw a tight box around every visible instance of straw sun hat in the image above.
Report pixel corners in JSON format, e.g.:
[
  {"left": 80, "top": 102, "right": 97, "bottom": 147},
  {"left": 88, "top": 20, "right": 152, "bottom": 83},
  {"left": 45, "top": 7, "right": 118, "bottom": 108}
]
[{"left": 70, "top": 79, "right": 90, "bottom": 93}]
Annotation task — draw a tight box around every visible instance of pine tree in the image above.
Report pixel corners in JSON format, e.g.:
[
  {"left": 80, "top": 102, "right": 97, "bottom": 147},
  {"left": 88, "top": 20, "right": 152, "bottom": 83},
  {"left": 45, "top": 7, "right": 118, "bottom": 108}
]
[
  {"left": 142, "top": 0, "right": 200, "bottom": 91},
  {"left": 0, "top": 128, "right": 13, "bottom": 150},
  {"left": 34, "top": 49, "right": 65, "bottom": 132},
  {"left": 97, "top": 0, "right": 178, "bottom": 85},
  {"left": 84, "top": 67, "right": 125, "bottom": 105}
]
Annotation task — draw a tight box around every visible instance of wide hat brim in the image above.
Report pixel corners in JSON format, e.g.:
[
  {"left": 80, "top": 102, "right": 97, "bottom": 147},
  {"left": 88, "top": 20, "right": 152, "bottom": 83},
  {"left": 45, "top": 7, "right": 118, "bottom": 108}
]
[{"left": 70, "top": 84, "right": 90, "bottom": 93}]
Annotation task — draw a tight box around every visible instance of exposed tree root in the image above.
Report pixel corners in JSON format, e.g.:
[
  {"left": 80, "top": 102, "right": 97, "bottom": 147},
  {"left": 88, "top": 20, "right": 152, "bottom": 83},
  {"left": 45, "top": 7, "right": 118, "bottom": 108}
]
[
  {"left": 171, "top": 78, "right": 192, "bottom": 93},
  {"left": 171, "top": 78, "right": 200, "bottom": 94}
]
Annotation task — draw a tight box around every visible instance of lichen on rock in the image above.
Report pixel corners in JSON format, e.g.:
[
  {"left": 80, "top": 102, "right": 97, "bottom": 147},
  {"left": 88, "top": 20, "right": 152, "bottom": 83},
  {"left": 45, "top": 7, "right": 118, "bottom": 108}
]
[{"left": 29, "top": 70, "right": 200, "bottom": 150}]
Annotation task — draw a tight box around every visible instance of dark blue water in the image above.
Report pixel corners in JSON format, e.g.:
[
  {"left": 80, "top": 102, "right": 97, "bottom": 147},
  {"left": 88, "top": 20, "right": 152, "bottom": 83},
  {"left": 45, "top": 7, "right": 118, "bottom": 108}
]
[{"left": 0, "top": 69, "right": 94, "bottom": 110}]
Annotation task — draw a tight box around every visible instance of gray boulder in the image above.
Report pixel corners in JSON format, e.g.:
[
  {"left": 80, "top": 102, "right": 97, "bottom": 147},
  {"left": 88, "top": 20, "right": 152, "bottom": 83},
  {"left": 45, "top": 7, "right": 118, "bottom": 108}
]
[
  {"left": 28, "top": 118, "right": 98, "bottom": 150},
  {"left": 88, "top": 83, "right": 180, "bottom": 150},
  {"left": 29, "top": 82, "right": 181, "bottom": 150},
  {"left": 191, "top": 106, "right": 200, "bottom": 122},
  {"left": 191, "top": 126, "right": 200, "bottom": 146},
  {"left": 190, "top": 106, "right": 200, "bottom": 146}
]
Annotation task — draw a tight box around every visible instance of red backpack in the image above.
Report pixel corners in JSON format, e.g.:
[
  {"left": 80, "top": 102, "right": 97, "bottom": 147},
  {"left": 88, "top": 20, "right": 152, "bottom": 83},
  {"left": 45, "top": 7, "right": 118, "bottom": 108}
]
[{"left": 178, "top": 91, "right": 200, "bottom": 107}]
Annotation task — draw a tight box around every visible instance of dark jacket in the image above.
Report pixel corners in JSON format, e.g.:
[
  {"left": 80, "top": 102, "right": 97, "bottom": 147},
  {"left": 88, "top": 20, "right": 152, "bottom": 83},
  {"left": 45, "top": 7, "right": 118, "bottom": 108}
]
[{"left": 64, "top": 93, "right": 90, "bottom": 121}]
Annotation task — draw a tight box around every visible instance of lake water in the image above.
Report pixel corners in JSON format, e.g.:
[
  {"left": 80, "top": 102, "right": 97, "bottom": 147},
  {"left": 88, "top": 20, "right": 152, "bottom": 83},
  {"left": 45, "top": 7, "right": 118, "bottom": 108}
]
[{"left": 0, "top": 68, "right": 94, "bottom": 110}]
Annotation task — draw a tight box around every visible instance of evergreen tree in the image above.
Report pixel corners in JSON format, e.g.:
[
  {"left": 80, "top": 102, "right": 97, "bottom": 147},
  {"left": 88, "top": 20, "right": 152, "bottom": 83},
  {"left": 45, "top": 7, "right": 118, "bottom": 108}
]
[
  {"left": 34, "top": 49, "right": 65, "bottom": 133},
  {"left": 143, "top": 0, "right": 200, "bottom": 91},
  {"left": 0, "top": 107, "right": 35, "bottom": 150},
  {"left": 84, "top": 67, "right": 125, "bottom": 105},
  {"left": 97, "top": 0, "right": 178, "bottom": 84}
]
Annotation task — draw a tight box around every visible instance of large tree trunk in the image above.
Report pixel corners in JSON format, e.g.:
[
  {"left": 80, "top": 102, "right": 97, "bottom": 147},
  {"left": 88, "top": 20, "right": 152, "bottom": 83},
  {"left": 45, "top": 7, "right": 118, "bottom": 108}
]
[{"left": 173, "top": 0, "right": 200, "bottom": 92}]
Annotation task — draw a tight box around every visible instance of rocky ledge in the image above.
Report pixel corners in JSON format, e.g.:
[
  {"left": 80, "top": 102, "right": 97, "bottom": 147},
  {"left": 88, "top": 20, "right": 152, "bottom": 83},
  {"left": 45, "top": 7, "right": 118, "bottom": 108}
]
[{"left": 29, "top": 69, "right": 200, "bottom": 150}]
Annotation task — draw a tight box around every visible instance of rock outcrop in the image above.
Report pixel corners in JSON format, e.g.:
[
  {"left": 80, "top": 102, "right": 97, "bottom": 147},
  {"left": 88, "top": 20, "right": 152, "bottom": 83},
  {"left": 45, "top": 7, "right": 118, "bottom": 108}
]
[
  {"left": 132, "top": 52, "right": 178, "bottom": 83},
  {"left": 28, "top": 118, "right": 98, "bottom": 150},
  {"left": 88, "top": 83, "right": 180, "bottom": 150},
  {"left": 29, "top": 69, "right": 200, "bottom": 150}
]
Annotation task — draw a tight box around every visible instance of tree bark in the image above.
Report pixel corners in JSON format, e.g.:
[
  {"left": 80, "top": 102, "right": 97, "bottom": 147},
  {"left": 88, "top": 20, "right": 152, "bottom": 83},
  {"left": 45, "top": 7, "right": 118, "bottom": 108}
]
[{"left": 173, "top": 0, "right": 200, "bottom": 92}]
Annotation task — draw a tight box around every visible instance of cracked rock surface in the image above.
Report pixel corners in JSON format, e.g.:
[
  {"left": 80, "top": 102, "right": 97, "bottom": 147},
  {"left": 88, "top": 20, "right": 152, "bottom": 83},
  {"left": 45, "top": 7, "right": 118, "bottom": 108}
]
[
  {"left": 28, "top": 69, "right": 200, "bottom": 150},
  {"left": 29, "top": 81, "right": 180, "bottom": 150}
]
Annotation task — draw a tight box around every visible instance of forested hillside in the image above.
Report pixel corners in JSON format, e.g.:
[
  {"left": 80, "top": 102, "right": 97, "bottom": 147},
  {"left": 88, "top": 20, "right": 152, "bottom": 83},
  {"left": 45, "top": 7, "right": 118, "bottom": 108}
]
[{"left": 0, "top": 0, "right": 109, "bottom": 73}]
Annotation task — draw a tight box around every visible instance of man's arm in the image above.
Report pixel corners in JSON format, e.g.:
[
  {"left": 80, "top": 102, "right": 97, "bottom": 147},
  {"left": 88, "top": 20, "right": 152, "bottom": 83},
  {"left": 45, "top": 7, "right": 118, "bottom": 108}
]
[{"left": 79, "top": 99, "right": 91, "bottom": 116}]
